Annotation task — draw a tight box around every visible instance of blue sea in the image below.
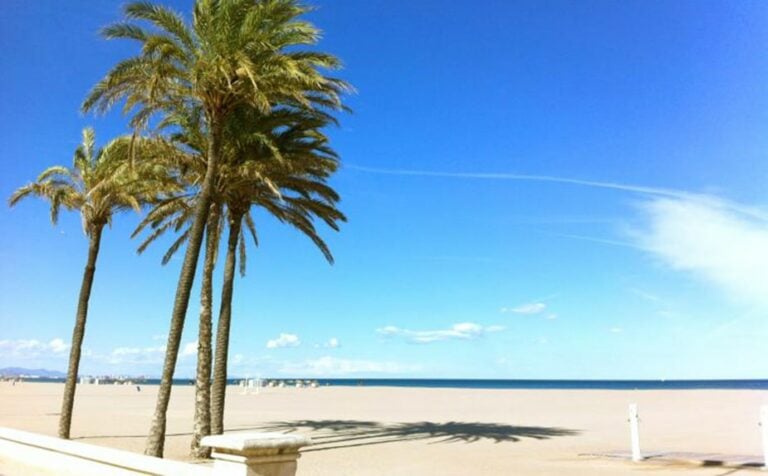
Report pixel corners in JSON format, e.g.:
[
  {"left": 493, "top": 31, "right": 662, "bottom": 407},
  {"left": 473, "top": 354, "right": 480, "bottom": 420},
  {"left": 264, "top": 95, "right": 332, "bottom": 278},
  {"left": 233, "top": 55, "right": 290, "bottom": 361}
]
[
  {"left": 310, "top": 378, "right": 768, "bottom": 390},
  {"left": 23, "top": 377, "right": 768, "bottom": 390}
]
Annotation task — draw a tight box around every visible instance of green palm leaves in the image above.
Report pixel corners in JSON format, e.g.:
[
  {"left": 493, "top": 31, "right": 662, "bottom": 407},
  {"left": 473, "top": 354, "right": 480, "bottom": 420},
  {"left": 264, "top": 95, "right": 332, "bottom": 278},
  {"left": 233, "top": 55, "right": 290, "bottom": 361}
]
[
  {"left": 83, "top": 0, "right": 349, "bottom": 129},
  {"left": 11, "top": 0, "right": 348, "bottom": 459},
  {"left": 10, "top": 128, "right": 145, "bottom": 232},
  {"left": 9, "top": 128, "right": 158, "bottom": 439},
  {"left": 130, "top": 104, "right": 346, "bottom": 455},
  {"left": 78, "top": 0, "right": 350, "bottom": 458}
]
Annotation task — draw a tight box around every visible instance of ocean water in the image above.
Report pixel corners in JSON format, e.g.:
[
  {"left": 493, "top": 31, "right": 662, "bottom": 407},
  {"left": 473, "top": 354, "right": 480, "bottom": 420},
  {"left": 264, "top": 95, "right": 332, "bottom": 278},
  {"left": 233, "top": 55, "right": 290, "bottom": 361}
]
[
  {"left": 307, "top": 379, "right": 768, "bottom": 390},
  {"left": 22, "top": 377, "right": 768, "bottom": 390}
]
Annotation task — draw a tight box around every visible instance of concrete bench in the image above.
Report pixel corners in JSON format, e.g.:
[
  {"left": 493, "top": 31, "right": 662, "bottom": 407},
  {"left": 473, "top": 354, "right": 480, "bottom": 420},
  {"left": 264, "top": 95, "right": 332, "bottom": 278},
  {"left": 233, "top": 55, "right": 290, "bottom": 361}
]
[{"left": 202, "top": 432, "right": 312, "bottom": 476}]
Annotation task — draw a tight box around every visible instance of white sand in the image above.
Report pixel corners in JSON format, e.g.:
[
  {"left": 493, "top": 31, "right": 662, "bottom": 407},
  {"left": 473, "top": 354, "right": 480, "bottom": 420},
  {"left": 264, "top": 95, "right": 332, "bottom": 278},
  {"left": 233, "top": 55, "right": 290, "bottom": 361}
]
[{"left": 0, "top": 382, "right": 766, "bottom": 475}]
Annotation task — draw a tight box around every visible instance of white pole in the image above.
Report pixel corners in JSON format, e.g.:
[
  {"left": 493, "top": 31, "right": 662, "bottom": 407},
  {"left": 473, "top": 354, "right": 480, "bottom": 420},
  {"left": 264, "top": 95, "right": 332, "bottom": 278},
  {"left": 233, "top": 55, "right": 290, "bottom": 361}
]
[
  {"left": 628, "top": 403, "right": 642, "bottom": 462},
  {"left": 760, "top": 405, "right": 768, "bottom": 470},
  {"left": 255, "top": 377, "right": 261, "bottom": 395}
]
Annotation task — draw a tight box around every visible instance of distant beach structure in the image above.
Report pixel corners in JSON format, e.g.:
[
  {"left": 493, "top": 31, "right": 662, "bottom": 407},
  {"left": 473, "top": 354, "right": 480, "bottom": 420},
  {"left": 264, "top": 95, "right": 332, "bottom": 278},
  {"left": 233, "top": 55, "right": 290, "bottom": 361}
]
[{"left": 10, "top": 377, "right": 768, "bottom": 390}]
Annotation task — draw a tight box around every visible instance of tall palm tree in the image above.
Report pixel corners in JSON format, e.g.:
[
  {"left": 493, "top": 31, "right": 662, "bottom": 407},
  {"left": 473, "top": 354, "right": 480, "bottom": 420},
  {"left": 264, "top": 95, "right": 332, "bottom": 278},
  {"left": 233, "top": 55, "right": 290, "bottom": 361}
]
[
  {"left": 8, "top": 128, "right": 164, "bottom": 439},
  {"left": 134, "top": 107, "right": 345, "bottom": 454},
  {"left": 83, "top": 0, "right": 348, "bottom": 457},
  {"left": 133, "top": 108, "right": 238, "bottom": 458},
  {"left": 210, "top": 108, "right": 345, "bottom": 436},
  {"left": 191, "top": 202, "right": 221, "bottom": 458}
]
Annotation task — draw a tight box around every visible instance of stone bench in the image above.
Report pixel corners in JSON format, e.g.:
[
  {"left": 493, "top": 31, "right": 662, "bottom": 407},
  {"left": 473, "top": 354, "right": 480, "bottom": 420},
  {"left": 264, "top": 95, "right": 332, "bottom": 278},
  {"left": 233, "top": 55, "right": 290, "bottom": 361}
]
[{"left": 201, "top": 432, "right": 312, "bottom": 476}]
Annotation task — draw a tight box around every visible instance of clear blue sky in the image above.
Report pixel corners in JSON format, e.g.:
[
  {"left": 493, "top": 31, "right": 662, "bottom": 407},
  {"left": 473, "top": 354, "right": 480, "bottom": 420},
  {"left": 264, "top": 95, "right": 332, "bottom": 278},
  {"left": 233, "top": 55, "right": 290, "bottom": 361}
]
[{"left": 1, "top": 0, "right": 767, "bottom": 379}]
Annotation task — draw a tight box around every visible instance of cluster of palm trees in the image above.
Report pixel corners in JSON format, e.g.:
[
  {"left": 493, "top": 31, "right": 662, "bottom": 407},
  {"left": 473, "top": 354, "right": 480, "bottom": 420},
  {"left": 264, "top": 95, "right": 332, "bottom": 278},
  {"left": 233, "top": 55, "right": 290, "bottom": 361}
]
[{"left": 9, "top": 0, "right": 350, "bottom": 460}]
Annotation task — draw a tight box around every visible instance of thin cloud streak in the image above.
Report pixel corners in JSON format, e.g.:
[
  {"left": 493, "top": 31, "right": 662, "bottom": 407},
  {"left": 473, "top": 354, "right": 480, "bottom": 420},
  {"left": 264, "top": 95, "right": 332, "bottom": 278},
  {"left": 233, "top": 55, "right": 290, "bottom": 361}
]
[
  {"left": 554, "top": 233, "right": 637, "bottom": 249},
  {"left": 378, "top": 322, "right": 504, "bottom": 344},
  {"left": 501, "top": 302, "right": 546, "bottom": 315},
  {"left": 347, "top": 164, "right": 687, "bottom": 197},
  {"left": 347, "top": 164, "right": 768, "bottom": 221},
  {"left": 532, "top": 230, "right": 640, "bottom": 249}
]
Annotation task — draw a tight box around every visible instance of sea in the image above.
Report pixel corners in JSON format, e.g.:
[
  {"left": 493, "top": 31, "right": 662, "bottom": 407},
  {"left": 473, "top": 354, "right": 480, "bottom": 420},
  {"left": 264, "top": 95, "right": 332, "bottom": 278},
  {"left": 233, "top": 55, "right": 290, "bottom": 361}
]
[{"left": 20, "top": 378, "right": 768, "bottom": 390}]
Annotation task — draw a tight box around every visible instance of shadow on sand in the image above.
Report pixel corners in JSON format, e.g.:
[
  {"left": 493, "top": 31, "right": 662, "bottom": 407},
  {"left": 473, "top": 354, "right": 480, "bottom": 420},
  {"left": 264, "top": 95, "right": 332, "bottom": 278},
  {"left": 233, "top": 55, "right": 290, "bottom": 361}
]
[
  {"left": 245, "top": 420, "right": 579, "bottom": 452},
  {"left": 74, "top": 420, "right": 578, "bottom": 452}
]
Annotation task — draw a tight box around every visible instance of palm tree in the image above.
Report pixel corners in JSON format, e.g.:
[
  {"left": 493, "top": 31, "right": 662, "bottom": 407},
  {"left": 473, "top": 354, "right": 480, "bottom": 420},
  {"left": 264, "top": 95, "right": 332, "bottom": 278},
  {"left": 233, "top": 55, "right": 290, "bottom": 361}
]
[
  {"left": 210, "top": 108, "right": 345, "bottom": 436},
  {"left": 83, "top": 0, "right": 348, "bottom": 457},
  {"left": 8, "top": 128, "right": 163, "bottom": 439},
  {"left": 134, "top": 107, "right": 345, "bottom": 454},
  {"left": 132, "top": 108, "right": 237, "bottom": 458}
]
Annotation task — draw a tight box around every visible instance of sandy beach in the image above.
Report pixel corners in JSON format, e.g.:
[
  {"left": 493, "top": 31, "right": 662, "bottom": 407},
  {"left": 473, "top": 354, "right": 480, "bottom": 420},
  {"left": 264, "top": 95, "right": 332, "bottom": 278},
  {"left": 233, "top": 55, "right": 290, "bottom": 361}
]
[{"left": 0, "top": 382, "right": 766, "bottom": 475}]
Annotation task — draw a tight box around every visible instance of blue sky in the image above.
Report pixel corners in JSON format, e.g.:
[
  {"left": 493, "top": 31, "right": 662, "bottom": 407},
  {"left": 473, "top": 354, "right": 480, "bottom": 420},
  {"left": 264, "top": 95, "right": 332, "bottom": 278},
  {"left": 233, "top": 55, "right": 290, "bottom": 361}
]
[{"left": 1, "top": 0, "right": 768, "bottom": 379}]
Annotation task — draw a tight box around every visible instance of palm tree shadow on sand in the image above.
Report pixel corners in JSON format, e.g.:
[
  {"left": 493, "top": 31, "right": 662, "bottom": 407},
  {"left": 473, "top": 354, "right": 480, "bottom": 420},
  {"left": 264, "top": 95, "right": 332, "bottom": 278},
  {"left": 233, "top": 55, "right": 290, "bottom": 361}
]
[
  {"left": 242, "top": 420, "right": 579, "bottom": 452},
  {"left": 73, "top": 420, "right": 579, "bottom": 451}
]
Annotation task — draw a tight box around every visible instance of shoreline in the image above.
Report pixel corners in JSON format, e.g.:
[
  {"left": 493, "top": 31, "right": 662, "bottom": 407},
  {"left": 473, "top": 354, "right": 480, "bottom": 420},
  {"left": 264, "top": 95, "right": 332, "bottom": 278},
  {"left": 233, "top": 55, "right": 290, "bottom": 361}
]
[
  {"left": 2, "top": 382, "right": 767, "bottom": 474},
  {"left": 5, "top": 377, "right": 768, "bottom": 391}
]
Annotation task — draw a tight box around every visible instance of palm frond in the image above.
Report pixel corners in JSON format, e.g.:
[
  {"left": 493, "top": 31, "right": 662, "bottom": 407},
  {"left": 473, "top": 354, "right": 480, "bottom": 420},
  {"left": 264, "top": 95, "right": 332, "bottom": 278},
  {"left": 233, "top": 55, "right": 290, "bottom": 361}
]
[
  {"left": 243, "top": 211, "right": 258, "bottom": 247},
  {"left": 162, "top": 227, "right": 191, "bottom": 265},
  {"left": 125, "top": 1, "right": 194, "bottom": 51}
]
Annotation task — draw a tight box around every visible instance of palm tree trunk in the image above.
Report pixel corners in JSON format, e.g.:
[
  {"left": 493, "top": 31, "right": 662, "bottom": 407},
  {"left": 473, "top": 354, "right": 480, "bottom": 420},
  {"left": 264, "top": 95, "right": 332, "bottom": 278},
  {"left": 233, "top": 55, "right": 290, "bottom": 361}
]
[
  {"left": 210, "top": 212, "right": 242, "bottom": 435},
  {"left": 190, "top": 205, "right": 220, "bottom": 458},
  {"left": 59, "top": 223, "right": 103, "bottom": 439},
  {"left": 145, "top": 124, "right": 222, "bottom": 458}
]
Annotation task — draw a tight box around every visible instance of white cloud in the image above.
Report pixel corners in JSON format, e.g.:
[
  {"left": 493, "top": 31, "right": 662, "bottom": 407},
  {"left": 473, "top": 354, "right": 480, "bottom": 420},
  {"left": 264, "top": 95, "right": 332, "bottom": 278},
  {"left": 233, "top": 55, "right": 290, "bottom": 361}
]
[
  {"left": 181, "top": 341, "right": 197, "bottom": 357},
  {"left": 610, "top": 327, "right": 623, "bottom": 334},
  {"left": 377, "top": 322, "right": 504, "bottom": 344},
  {"left": 545, "top": 313, "right": 558, "bottom": 320},
  {"left": 314, "top": 337, "right": 341, "bottom": 349},
  {"left": 100, "top": 339, "right": 197, "bottom": 365},
  {"left": 111, "top": 346, "right": 163, "bottom": 356},
  {"left": 634, "top": 195, "right": 768, "bottom": 306},
  {"left": 280, "top": 356, "right": 418, "bottom": 376},
  {"left": 629, "top": 288, "right": 663, "bottom": 303},
  {"left": 231, "top": 354, "right": 244, "bottom": 365},
  {"left": 151, "top": 334, "right": 167, "bottom": 341},
  {"left": 501, "top": 302, "right": 546, "bottom": 315},
  {"left": 0, "top": 338, "right": 69, "bottom": 359},
  {"left": 324, "top": 337, "right": 340, "bottom": 349},
  {"left": 266, "top": 333, "right": 300, "bottom": 349},
  {"left": 657, "top": 310, "right": 678, "bottom": 319},
  {"left": 108, "top": 345, "right": 165, "bottom": 364},
  {"left": 48, "top": 338, "right": 68, "bottom": 353}
]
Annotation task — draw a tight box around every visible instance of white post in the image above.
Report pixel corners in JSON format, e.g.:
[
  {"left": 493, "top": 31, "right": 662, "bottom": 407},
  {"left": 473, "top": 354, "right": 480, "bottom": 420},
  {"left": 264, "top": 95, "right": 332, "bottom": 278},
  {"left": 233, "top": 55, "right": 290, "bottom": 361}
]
[
  {"left": 760, "top": 405, "right": 768, "bottom": 470},
  {"left": 255, "top": 377, "right": 261, "bottom": 395},
  {"left": 628, "top": 403, "right": 642, "bottom": 462}
]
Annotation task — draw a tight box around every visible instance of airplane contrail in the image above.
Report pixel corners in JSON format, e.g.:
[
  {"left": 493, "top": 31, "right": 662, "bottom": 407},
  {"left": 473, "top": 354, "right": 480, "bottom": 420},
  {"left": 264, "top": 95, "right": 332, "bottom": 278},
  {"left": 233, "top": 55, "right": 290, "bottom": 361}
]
[
  {"left": 345, "top": 164, "right": 768, "bottom": 221},
  {"left": 345, "top": 164, "right": 687, "bottom": 198}
]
